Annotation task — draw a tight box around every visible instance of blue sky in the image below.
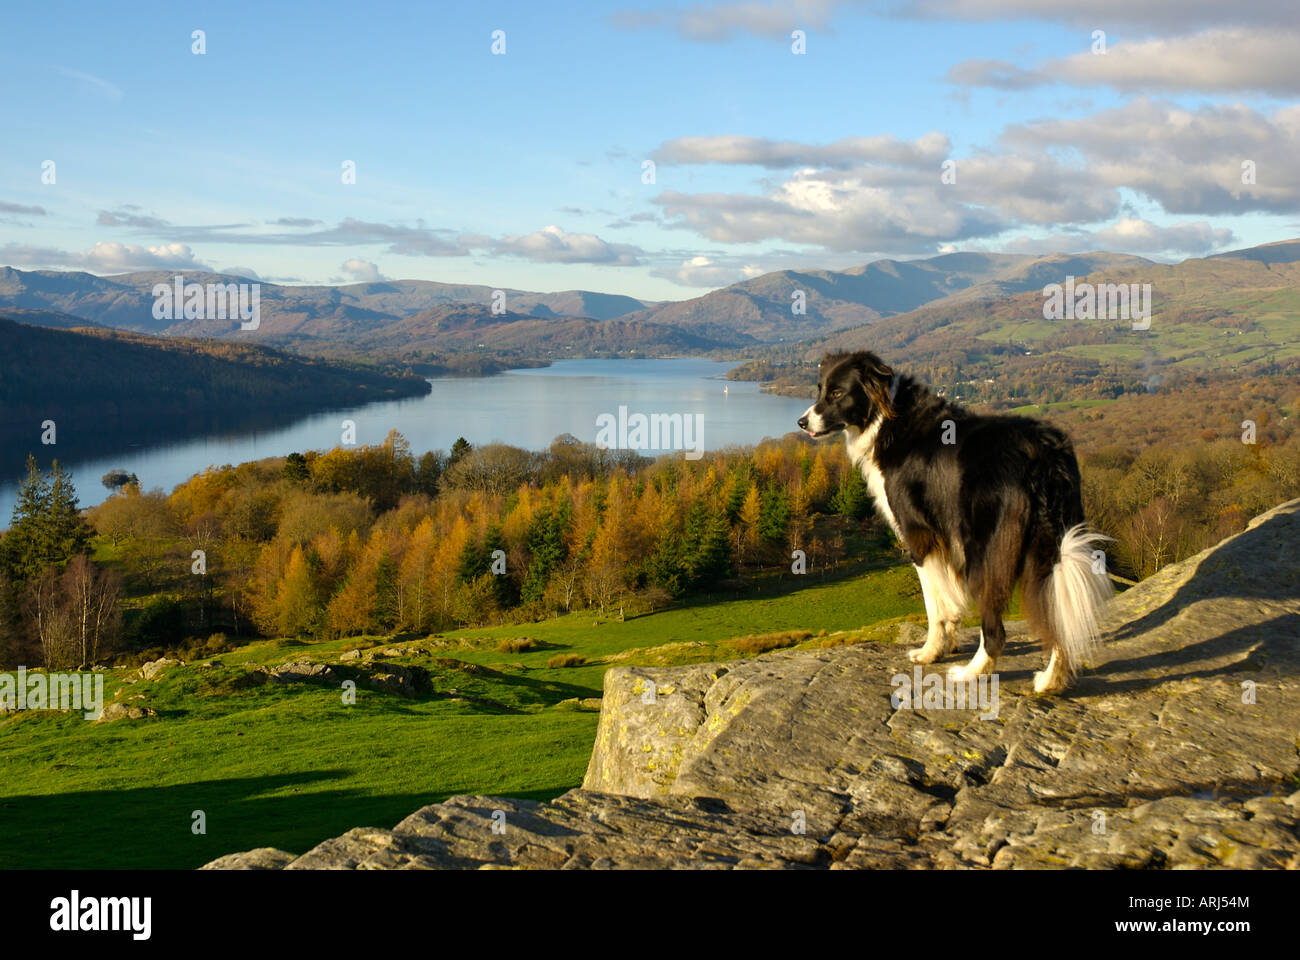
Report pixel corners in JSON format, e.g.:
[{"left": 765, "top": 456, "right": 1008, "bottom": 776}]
[{"left": 2, "top": 0, "right": 1297, "bottom": 299}]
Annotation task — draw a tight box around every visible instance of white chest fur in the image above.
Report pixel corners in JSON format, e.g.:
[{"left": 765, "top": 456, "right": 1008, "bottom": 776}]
[{"left": 846, "top": 421, "right": 901, "bottom": 537}]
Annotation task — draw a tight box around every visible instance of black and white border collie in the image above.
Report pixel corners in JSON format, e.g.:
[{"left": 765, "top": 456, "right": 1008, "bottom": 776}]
[{"left": 798, "top": 351, "right": 1111, "bottom": 694}]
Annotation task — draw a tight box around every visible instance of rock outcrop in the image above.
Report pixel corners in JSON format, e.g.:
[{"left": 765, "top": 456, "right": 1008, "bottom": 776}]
[{"left": 203, "top": 499, "right": 1300, "bottom": 869}]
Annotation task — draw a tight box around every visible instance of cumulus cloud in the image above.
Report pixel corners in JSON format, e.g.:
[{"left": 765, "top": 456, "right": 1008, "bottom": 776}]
[
  {"left": 949, "top": 27, "right": 1300, "bottom": 95},
  {"left": 997, "top": 218, "right": 1235, "bottom": 256},
  {"left": 491, "top": 225, "right": 643, "bottom": 265},
  {"left": 0, "top": 241, "right": 209, "bottom": 273},
  {"left": 1001, "top": 99, "right": 1300, "bottom": 215},
  {"left": 655, "top": 174, "right": 1011, "bottom": 252},
  {"left": 613, "top": 1, "right": 1298, "bottom": 41},
  {"left": 339, "top": 258, "right": 387, "bottom": 282},
  {"left": 898, "top": 0, "right": 1297, "bottom": 30},
  {"left": 652, "top": 255, "right": 766, "bottom": 287},
  {"left": 646, "top": 99, "right": 1300, "bottom": 254},
  {"left": 654, "top": 133, "right": 950, "bottom": 169}
]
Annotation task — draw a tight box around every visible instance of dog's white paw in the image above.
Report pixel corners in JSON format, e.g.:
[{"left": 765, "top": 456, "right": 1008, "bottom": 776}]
[
  {"left": 947, "top": 653, "right": 995, "bottom": 681},
  {"left": 1032, "top": 650, "right": 1069, "bottom": 695}
]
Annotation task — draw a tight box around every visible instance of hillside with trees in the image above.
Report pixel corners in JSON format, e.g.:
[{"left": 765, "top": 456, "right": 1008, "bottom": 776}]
[{"left": 0, "top": 318, "right": 430, "bottom": 460}]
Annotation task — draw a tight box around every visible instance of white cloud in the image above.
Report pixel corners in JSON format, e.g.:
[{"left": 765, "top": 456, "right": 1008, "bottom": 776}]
[
  {"left": 950, "top": 27, "right": 1300, "bottom": 95},
  {"left": 653, "top": 133, "right": 950, "bottom": 168},
  {"left": 491, "top": 225, "right": 643, "bottom": 265},
  {"left": 899, "top": 0, "right": 1297, "bottom": 30},
  {"left": 997, "top": 218, "right": 1235, "bottom": 256},
  {"left": 612, "top": 0, "right": 1299, "bottom": 41},
  {"left": 1002, "top": 99, "right": 1300, "bottom": 215},
  {"left": 0, "top": 241, "right": 208, "bottom": 273},
  {"left": 339, "top": 258, "right": 387, "bottom": 282},
  {"left": 653, "top": 255, "right": 766, "bottom": 287},
  {"left": 646, "top": 99, "right": 1300, "bottom": 255}
]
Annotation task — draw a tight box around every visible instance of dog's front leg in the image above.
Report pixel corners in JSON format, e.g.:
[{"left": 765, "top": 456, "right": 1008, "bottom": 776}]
[{"left": 907, "top": 560, "right": 955, "bottom": 663}]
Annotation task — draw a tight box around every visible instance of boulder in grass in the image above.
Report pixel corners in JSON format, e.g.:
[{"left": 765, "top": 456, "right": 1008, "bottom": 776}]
[
  {"left": 139, "top": 658, "right": 181, "bottom": 680},
  {"left": 95, "top": 703, "right": 157, "bottom": 724}
]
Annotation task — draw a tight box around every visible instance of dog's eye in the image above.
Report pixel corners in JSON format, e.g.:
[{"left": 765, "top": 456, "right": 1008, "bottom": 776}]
[{"left": 828, "top": 388, "right": 843, "bottom": 399}]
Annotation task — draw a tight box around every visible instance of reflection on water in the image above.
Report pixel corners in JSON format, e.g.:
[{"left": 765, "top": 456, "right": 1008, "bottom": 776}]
[{"left": 0, "top": 358, "right": 810, "bottom": 523}]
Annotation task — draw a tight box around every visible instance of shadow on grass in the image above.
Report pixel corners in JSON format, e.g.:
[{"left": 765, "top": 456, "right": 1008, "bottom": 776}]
[{"left": 0, "top": 769, "right": 575, "bottom": 870}]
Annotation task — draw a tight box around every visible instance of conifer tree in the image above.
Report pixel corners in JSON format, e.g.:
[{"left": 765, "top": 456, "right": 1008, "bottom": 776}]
[{"left": 2, "top": 456, "right": 89, "bottom": 580}]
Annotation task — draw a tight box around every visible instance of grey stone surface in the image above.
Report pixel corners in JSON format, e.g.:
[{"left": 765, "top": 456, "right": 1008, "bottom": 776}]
[
  {"left": 94, "top": 702, "right": 157, "bottom": 724},
  {"left": 139, "top": 657, "right": 181, "bottom": 680},
  {"left": 204, "top": 499, "right": 1300, "bottom": 869},
  {"left": 267, "top": 659, "right": 337, "bottom": 683}
]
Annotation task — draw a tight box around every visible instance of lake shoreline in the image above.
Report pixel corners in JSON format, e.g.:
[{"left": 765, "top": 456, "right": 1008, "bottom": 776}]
[{"left": 0, "top": 358, "right": 804, "bottom": 525}]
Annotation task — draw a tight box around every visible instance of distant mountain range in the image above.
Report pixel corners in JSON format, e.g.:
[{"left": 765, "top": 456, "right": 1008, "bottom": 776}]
[
  {"left": 2, "top": 241, "right": 1296, "bottom": 360},
  {"left": 619, "top": 251, "right": 1156, "bottom": 343},
  {"left": 727, "top": 239, "right": 1300, "bottom": 404}
]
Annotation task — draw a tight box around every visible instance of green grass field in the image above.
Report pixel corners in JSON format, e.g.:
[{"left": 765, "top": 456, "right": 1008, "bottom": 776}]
[{"left": 0, "top": 561, "right": 948, "bottom": 869}]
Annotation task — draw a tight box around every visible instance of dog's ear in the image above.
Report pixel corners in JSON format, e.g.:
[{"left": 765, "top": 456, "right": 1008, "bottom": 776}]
[{"left": 851, "top": 352, "right": 896, "bottom": 420}]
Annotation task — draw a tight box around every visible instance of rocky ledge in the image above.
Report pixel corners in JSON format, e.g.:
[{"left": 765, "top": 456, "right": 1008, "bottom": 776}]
[{"left": 204, "top": 499, "right": 1300, "bottom": 869}]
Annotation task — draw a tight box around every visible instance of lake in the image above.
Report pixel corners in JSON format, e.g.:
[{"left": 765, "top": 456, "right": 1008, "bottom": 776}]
[{"left": 0, "top": 358, "right": 811, "bottom": 524}]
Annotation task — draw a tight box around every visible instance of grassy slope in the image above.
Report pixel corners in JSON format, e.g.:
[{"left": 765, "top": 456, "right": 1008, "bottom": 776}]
[{"left": 0, "top": 561, "right": 963, "bottom": 869}]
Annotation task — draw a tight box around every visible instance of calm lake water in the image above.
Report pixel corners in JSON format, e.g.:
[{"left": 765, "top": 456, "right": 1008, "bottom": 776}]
[{"left": 1, "top": 358, "right": 811, "bottom": 524}]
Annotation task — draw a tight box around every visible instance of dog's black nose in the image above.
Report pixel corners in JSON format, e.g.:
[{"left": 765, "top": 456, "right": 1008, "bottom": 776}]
[{"left": 797, "top": 415, "right": 809, "bottom": 430}]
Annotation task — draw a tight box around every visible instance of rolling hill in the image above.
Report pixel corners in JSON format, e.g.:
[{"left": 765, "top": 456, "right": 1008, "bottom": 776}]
[
  {"left": 272, "top": 303, "right": 741, "bottom": 362},
  {"left": 616, "top": 251, "right": 1154, "bottom": 344},
  {"left": 0, "top": 267, "right": 657, "bottom": 337},
  {"left": 727, "top": 241, "right": 1300, "bottom": 406},
  {"left": 0, "top": 318, "right": 430, "bottom": 462}
]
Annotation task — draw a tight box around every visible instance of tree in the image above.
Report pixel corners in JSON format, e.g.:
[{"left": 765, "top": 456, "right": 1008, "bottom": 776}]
[
  {"left": 449, "top": 437, "right": 472, "bottom": 468},
  {"left": 759, "top": 486, "right": 791, "bottom": 545},
  {"left": 89, "top": 486, "right": 177, "bottom": 545},
  {"left": 372, "top": 553, "right": 399, "bottom": 631},
  {"left": 0, "top": 572, "right": 29, "bottom": 668},
  {"left": 2, "top": 456, "right": 51, "bottom": 579},
  {"left": 683, "top": 501, "right": 731, "bottom": 588},
  {"left": 102, "top": 469, "right": 132, "bottom": 491},
  {"left": 23, "top": 566, "right": 74, "bottom": 669},
  {"left": 738, "top": 483, "right": 763, "bottom": 561},
  {"left": 2, "top": 456, "right": 90, "bottom": 580},
  {"left": 831, "top": 466, "right": 871, "bottom": 521},
  {"left": 282, "top": 452, "right": 310, "bottom": 484},
  {"left": 803, "top": 454, "right": 831, "bottom": 513},
  {"left": 521, "top": 504, "right": 569, "bottom": 606},
  {"left": 416, "top": 451, "right": 444, "bottom": 497},
  {"left": 59, "top": 555, "right": 122, "bottom": 668},
  {"left": 584, "top": 518, "right": 628, "bottom": 618},
  {"left": 275, "top": 547, "right": 322, "bottom": 637}
]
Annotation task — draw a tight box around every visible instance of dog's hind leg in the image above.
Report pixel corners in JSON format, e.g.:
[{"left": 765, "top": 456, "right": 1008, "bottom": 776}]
[
  {"left": 907, "top": 555, "right": 966, "bottom": 664},
  {"left": 948, "top": 526, "right": 1015, "bottom": 681},
  {"left": 948, "top": 610, "right": 1003, "bottom": 680}
]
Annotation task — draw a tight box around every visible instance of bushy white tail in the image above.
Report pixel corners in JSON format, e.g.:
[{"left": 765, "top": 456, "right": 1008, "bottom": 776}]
[{"left": 1048, "top": 524, "right": 1114, "bottom": 674}]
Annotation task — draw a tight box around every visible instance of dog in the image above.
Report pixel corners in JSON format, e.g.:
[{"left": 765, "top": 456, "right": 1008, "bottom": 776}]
[{"left": 798, "top": 350, "right": 1111, "bottom": 694}]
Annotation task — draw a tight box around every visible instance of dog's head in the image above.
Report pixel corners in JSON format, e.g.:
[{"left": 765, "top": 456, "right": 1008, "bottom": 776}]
[{"left": 798, "top": 351, "right": 896, "bottom": 438}]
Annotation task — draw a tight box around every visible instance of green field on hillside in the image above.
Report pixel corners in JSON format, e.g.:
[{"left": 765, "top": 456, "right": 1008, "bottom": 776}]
[{"left": 0, "top": 561, "right": 945, "bottom": 869}]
